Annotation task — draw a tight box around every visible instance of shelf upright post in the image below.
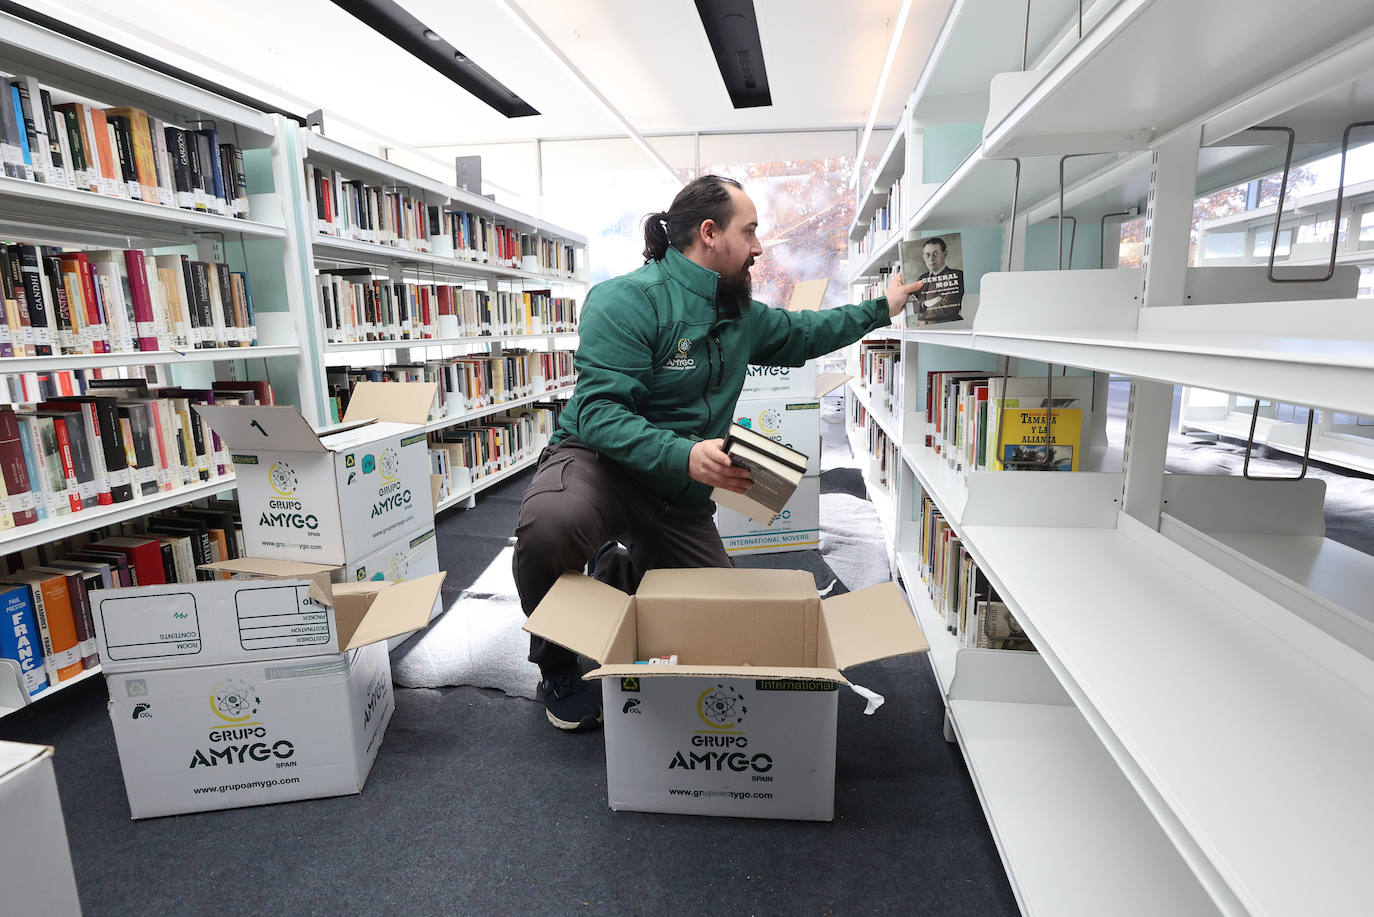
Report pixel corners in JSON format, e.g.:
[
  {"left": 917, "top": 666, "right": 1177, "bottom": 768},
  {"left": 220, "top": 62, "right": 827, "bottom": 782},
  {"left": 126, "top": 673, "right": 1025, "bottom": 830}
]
[
  {"left": 1122, "top": 128, "right": 1201, "bottom": 528},
  {"left": 271, "top": 117, "right": 330, "bottom": 425}
]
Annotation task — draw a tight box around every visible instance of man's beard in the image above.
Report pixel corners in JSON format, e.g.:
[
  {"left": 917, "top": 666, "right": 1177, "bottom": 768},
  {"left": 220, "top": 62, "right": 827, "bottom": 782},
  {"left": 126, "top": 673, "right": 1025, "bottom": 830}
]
[{"left": 716, "top": 261, "right": 753, "bottom": 317}]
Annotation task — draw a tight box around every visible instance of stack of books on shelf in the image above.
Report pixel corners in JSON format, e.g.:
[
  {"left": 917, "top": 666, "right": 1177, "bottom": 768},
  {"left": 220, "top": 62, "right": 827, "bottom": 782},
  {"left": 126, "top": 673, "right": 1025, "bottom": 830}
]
[
  {"left": 429, "top": 401, "right": 563, "bottom": 501},
  {"left": 0, "top": 240, "right": 258, "bottom": 361},
  {"left": 316, "top": 271, "right": 577, "bottom": 343},
  {"left": 0, "top": 378, "right": 271, "bottom": 530},
  {"left": 0, "top": 494, "right": 247, "bottom": 696},
  {"left": 520, "top": 233, "right": 578, "bottom": 279},
  {"left": 858, "top": 339, "right": 901, "bottom": 413},
  {"left": 1, "top": 73, "right": 250, "bottom": 218},
  {"left": 917, "top": 488, "right": 1033, "bottom": 652},
  {"left": 926, "top": 371, "right": 1092, "bottom": 477},
  {"left": 325, "top": 350, "right": 575, "bottom": 425}
]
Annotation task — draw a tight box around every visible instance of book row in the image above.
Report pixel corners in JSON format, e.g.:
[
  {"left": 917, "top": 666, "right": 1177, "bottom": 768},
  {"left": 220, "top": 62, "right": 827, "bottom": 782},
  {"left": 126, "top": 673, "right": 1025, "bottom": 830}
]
[
  {"left": 0, "top": 378, "right": 272, "bottom": 529},
  {"left": 0, "top": 241, "right": 259, "bottom": 357},
  {"left": 429, "top": 401, "right": 563, "bottom": 501},
  {"left": 916, "top": 488, "right": 1033, "bottom": 652},
  {"left": 306, "top": 165, "right": 578, "bottom": 277},
  {"left": 926, "top": 370, "right": 1091, "bottom": 476},
  {"left": 858, "top": 339, "right": 902, "bottom": 414},
  {"left": 325, "top": 351, "right": 575, "bottom": 425},
  {"left": 850, "top": 398, "right": 899, "bottom": 492},
  {"left": 0, "top": 72, "right": 250, "bottom": 218},
  {"left": 861, "top": 176, "right": 905, "bottom": 246},
  {"left": 0, "top": 496, "right": 247, "bottom": 696},
  {"left": 316, "top": 271, "right": 577, "bottom": 343}
]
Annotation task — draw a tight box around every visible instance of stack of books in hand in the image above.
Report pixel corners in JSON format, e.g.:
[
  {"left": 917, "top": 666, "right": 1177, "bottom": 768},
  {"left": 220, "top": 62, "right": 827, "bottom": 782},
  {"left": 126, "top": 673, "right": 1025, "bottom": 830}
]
[{"left": 710, "top": 423, "right": 808, "bottom": 526}]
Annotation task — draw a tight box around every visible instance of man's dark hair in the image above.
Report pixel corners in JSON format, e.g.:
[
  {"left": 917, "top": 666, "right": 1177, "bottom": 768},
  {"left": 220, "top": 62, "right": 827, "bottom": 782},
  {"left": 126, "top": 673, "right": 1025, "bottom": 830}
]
[
  {"left": 642, "top": 175, "right": 743, "bottom": 262},
  {"left": 923, "top": 237, "right": 948, "bottom": 253}
]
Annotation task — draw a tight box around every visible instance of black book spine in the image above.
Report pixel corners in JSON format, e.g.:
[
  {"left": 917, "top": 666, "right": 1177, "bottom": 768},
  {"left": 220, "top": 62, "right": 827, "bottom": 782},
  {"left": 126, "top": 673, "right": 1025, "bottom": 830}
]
[
  {"left": 185, "top": 129, "right": 205, "bottom": 210},
  {"left": 196, "top": 129, "right": 224, "bottom": 205},
  {"left": 214, "top": 262, "right": 236, "bottom": 342},
  {"left": 92, "top": 398, "right": 133, "bottom": 503},
  {"left": 173, "top": 255, "right": 203, "bottom": 348},
  {"left": 188, "top": 261, "right": 214, "bottom": 346},
  {"left": 37, "top": 90, "right": 64, "bottom": 180},
  {"left": 14, "top": 244, "right": 52, "bottom": 356},
  {"left": 157, "top": 541, "right": 176, "bottom": 584},
  {"left": 193, "top": 133, "right": 215, "bottom": 206},
  {"left": 105, "top": 115, "right": 138, "bottom": 187},
  {"left": 40, "top": 256, "right": 74, "bottom": 355},
  {"left": 164, "top": 126, "right": 194, "bottom": 208}
]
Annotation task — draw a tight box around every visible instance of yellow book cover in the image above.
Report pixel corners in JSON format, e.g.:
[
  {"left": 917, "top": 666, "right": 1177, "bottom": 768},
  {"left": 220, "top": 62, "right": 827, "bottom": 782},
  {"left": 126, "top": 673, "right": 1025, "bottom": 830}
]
[{"left": 993, "top": 407, "right": 1082, "bottom": 471}]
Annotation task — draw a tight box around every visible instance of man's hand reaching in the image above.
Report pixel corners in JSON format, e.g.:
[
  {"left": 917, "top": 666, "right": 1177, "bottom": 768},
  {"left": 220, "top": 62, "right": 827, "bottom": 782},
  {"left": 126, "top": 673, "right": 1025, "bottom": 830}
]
[
  {"left": 689, "top": 439, "right": 751, "bottom": 494},
  {"left": 885, "top": 269, "right": 926, "bottom": 318}
]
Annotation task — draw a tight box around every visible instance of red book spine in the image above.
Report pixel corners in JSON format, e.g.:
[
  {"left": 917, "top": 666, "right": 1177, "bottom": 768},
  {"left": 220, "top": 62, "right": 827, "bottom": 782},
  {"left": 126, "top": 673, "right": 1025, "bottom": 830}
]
[
  {"left": 74, "top": 254, "right": 108, "bottom": 353},
  {"left": 50, "top": 417, "right": 82, "bottom": 513},
  {"left": 0, "top": 409, "right": 37, "bottom": 526},
  {"left": 121, "top": 249, "right": 160, "bottom": 351},
  {"left": 322, "top": 177, "right": 333, "bottom": 225}
]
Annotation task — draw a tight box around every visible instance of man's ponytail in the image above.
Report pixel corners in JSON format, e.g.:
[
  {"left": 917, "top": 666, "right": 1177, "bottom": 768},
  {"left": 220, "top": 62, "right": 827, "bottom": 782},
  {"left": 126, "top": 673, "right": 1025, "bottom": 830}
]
[
  {"left": 642, "top": 211, "right": 670, "bottom": 262},
  {"left": 641, "top": 175, "right": 743, "bottom": 263}
]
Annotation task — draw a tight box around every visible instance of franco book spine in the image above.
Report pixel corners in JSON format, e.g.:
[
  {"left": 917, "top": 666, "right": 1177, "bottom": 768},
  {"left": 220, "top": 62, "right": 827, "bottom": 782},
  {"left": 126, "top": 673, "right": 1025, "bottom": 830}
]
[{"left": 0, "top": 584, "right": 47, "bottom": 695}]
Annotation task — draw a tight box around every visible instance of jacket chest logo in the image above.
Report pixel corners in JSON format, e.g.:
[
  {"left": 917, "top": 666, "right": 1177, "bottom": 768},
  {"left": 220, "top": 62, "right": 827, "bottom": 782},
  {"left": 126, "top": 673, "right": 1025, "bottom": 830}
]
[{"left": 664, "top": 337, "right": 697, "bottom": 371}]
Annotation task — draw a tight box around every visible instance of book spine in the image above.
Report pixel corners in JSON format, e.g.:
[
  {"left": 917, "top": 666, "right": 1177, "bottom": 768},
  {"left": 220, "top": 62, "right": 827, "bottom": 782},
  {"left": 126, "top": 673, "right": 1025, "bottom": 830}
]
[
  {"left": 164, "top": 126, "right": 196, "bottom": 210},
  {"left": 14, "top": 244, "right": 54, "bottom": 355},
  {"left": 42, "top": 255, "right": 77, "bottom": 355},
  {"left": 105, "top": 115, "right": 139, "bottom": 200},
  {"left": 23, "top": 577, "right": 59, "bottom": 682},
  {"left": 0, "top": 411, "right": 37, "bottom": 526},
  {"left": 49, "top": 416, "right": 81, "bottom": 513},
  {"left": 121, "top": 249, "right": 160, "bottom": 351},
  {"left": 0, "top": 587, "right": 47, "bottom": 695},
  {"left": 74, "top": 256, "right": 109, "bottom": 353},
  {"left": 10, "top": 78, "right": 46, "bottom": 184},
  {"left": 36, "top": 88, "right": 71, "bottom": 189},
  {"left": 0, "top": 82, "right": 24, "bottom": 180}
]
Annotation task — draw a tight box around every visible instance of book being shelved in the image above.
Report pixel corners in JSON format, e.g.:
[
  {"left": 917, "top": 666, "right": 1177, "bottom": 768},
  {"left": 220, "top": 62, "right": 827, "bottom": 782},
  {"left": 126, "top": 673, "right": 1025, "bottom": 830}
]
[
  {"left": 915, "top": 488, "right": 1035, "bottom": 652},
  {"left": 429, "top": 402, "right": 562, "bottom": 501},
  {"left": 0, "top": 240, "right": 258, "bottom": 358},
  {"left": 0, "top": 72, "right": 250, "bottom": 218},
  {"left": 315, "top": 271, "right": 577, "bottom": 344},
  {"left": 925, "top": 371, "right": 1092, "bottom": 477},
  {"left": 0, "top": 378, "right": 269, "bottom": 530},
  {"left": 325, "top": 352, "right": 574, "bottom": 425},
  {"left": 0, "top": 495, "right": 248, "bottom": 692}
]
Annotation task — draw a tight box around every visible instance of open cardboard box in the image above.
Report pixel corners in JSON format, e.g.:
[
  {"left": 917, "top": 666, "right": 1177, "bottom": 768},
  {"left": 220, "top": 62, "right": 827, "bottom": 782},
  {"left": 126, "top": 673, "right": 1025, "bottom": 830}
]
[
  {"left": 95, "top": 561, "right": 444, "bottom": 818},
  {"left": 195, "top": 381, "right": 437, "bottom": 565},
  {"left": 90, "top": 557, "right": 443, "bottom": 674},
  {"left": 525, "top": 568, "right": 928, "bottom": 821}
]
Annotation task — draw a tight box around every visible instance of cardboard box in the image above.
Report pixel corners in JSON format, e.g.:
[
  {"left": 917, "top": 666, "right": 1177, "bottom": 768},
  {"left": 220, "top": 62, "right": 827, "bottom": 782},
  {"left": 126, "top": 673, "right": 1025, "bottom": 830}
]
[
  {"left": 196, "top": 381, "right": 437, "bottom": 565},
  {"left": 0, "top": 741, "right": 82, "bottom": 913},
  {"left": 739, "top": 367, "right": 849, "bottom": 412},
  {"left": 90, "top": 559, "right": 443, "bottom": 673},
  {"left": 339, "top": 525, "right": 444, "bottom": 637},
  {"left": 716, "top": 474, "right": 821, "bottom": 556},
  {"left": 524, "top": 568, "right": 927, "bottom": 821},
  {"left": 106, "top": 640, "right": 394, "bottom": 818}
]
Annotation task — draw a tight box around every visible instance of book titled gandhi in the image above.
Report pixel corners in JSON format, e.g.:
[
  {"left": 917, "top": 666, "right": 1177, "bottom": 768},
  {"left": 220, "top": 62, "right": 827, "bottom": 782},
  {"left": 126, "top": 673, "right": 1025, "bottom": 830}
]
[
  {"left": 900, "top": 232, "right": 965, "bottom": 326},
  {"left": 711, "top": 423, "right": 808, "bottom": 526}
]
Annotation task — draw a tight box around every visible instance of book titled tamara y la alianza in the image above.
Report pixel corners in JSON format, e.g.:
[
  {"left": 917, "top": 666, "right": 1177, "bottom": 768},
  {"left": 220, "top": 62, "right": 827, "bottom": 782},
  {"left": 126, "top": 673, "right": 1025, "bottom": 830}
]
[{"left": 711, "top": 423, "right": 809, "bottom": 526}]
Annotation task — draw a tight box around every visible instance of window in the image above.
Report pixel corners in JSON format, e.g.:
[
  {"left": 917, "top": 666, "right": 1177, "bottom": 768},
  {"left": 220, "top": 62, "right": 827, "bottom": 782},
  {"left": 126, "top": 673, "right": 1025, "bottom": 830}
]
[
  {"left": 1252, "top": 228, "right": 1292, "bottom": 258},
  {"left": 1201, "top": 231, "right": 1246, "bottom": 260}
]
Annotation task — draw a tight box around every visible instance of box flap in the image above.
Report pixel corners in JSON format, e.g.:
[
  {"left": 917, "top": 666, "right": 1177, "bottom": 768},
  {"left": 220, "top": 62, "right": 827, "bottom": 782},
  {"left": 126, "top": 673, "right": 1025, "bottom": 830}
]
[
  {"left": 430, "top": 474, "right": 443, "bottom": 512},
  {"left": 0, "top": 740, "right": 51, "bottom": 778},
  {"left": 636, "top": 569, "right": 818, "bottom": 667},
  {"left": 523, "top": 572, "right": 634, "bottom": 664},
  {"left": 194, "top": 404, "right": 327, "bottom": 453},
  {"left": 199, "top": 558, "right": 339, "bottom": 607},
  {"left": 587, "top": 664, "right": 847, "bottom": 685},
  {"left": 819, "top": 582, "right": 929, "bottom": 670},
  {"left": 336, "top": 572, "right": 445, "bottom": 650},
  {"left": 815, "top": 372, "right": 851, "bottom": 398},
  {"left": 342, "top": 381, "right": 438, "bottom": 425},
  {"left": 788, "top": 278, "right": 829, "bottom": 312}
]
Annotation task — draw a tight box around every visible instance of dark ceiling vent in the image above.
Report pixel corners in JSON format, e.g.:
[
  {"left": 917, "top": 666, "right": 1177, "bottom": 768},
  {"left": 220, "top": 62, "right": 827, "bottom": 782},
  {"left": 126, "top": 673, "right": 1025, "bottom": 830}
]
[
  {"left": 331, "top": 0, "right": 538, "bottom": 118},
  {"left": 696, "top": 0, "right": 772, "bottom": 109}
]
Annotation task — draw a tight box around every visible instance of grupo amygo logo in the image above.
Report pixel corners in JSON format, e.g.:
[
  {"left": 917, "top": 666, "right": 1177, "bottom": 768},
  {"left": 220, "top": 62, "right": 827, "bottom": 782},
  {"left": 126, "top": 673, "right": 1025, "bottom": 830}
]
[
  {"left": 268, "top": 461, "right": 298, "bottom": 498},
  {"left": 210, "top": 678, "right": 261, "bottom": 724},
  {"left": 697, "top": 684, "right": 748, "bottom": 729},
  {"left": 379, "top": 448, "right": 399, "bottom": 482}
]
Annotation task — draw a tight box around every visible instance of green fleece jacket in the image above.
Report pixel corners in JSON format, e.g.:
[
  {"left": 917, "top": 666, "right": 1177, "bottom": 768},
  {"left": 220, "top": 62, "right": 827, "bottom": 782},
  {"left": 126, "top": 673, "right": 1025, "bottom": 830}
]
[{"left": 552, "top": 246, "right": 891, "bottom": 504}]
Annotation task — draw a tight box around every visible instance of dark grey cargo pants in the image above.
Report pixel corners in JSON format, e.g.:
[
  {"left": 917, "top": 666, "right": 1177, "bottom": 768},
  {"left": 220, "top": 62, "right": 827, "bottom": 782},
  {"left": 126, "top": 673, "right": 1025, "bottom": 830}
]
[{"left": 512, "top": 437, "right": 733, "bottom": 674}]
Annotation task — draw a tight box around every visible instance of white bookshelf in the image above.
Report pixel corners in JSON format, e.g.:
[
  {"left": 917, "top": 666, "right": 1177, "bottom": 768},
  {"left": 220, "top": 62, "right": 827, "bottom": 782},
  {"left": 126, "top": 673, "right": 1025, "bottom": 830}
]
[
  {"left": 291, "top": 129, "right": 588, "bottom": 512},
  {"left": 845, "top": 2, "right": 1374, "bottom": 912}
]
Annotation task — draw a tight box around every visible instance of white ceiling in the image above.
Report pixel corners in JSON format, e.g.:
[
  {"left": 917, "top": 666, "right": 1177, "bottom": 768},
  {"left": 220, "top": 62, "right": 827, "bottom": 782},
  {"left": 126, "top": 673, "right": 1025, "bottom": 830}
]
[{"left": 28, "top": 0, "right": 951, "bottom": 154}]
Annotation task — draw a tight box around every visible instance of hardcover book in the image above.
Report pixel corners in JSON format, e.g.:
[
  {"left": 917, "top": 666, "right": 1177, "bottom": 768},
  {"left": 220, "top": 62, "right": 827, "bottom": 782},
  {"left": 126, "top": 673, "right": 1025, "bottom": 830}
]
[{"left": 710, "top": 423, "right": 808, "bottom": 526}]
